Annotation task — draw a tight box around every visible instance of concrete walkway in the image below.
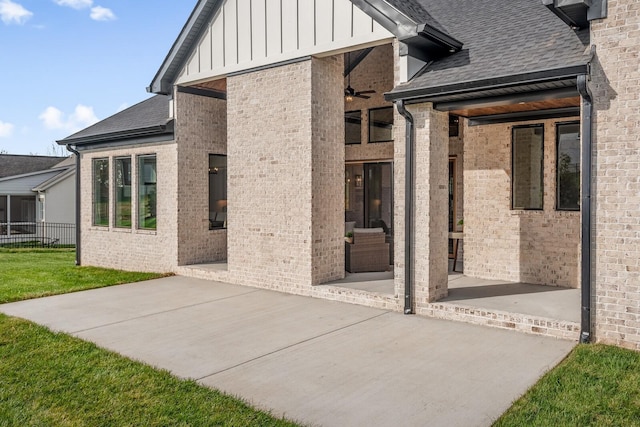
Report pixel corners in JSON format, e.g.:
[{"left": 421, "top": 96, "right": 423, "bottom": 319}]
[{"left": 0, "top": 276, "right": 575, "bottom": 427}]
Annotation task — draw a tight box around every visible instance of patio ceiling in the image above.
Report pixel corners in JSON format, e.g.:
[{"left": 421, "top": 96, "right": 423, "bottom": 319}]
[{"left": 450, "top": 96, "right": 580, "bottom": 118}]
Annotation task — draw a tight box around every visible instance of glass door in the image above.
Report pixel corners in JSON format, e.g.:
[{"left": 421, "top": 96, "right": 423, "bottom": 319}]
[{"left": 344, "top": 161, "right": 394, "bottom": 263}]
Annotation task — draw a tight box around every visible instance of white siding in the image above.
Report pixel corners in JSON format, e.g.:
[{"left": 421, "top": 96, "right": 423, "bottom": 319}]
[
  {"left": 178, "top": 0, "right": 393, "bottom": 85},
  {"left": 43, "top": 173, "right": 75, "bottom": 224},
  {"left": 0, "top": 171, "right": 60, "bottom": 195}
]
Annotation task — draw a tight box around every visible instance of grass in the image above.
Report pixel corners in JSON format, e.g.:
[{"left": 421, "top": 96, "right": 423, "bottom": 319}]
[
  {"left": 494, "top": 344, "right": 640, "bottom": 426},
  {"left": 0, "top": 248, "right": 165, "bottom": 303},
  {"left": 0, "top": 249, "right": 300, "bottom": 426},
  {"left": 0, "top": 314, "right": 298, "bottom": 427}
]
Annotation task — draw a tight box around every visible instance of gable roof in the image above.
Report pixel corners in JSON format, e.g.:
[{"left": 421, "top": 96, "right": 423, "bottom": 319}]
[
  {"left": 386, "top": 0, "right": 591, "bottom": 102},
  {"left": 148, "top": 0, "right": 222, "bottom": 95},
  {"left": 31, "top": 166, "right": 75, "bottom": 192},
  {"left": 150, "top": 0, "right": 462, "bottom": 96},
  {"left": 0, "top": 155, "right": 68, "bottom": 179},
  {"left": 58, "top": 95, "right": 173, "bottom": 146}
]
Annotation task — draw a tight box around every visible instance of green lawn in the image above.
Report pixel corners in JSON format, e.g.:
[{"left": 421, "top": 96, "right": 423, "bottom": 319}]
[
  {"left": 0, "top": 314, "right": 298, "bottom": 427},
  {"left": 494, "top": 344, "right": 640, "bottom": 426},
  {"left": 0, "top": 249, "right": 300, "bottom": 426},
  {"left": 0, "top": 249, "right": 165, "bottom": 303}
]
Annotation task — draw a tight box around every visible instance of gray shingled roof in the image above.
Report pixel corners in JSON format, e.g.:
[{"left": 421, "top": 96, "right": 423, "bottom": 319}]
[
  {"left": 389, "top": 0, "right": 590, "bottom": 97},
  {"left": 59, "top": 95, "right": 172, "bottom": 143},
  {"left": 383, "top": 0, "right": 447, "bottom": 34},
  {"left": 0, "top": 155, "right": 68, "bottom": 179}
]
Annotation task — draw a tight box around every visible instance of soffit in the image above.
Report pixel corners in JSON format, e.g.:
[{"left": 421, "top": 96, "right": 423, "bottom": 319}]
[{"left": 450, "top": 97, "right": 580, "bottom": 118}]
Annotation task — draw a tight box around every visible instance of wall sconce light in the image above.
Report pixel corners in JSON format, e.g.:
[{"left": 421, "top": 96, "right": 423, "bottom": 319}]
[{"left": 355, "top": 174, "right": 363, "bottom": 187}]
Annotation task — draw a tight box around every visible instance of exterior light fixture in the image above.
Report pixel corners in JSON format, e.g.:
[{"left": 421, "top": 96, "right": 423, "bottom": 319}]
[
  {"left": 355, "top": 174, "right": 363, "bottom": 187},
  {"left": 345, "top": 94, "right": 353, "bottom": 102}
]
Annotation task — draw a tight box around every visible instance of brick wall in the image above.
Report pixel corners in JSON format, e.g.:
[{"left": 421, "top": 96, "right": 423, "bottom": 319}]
[
  {"left": 311, "top": 55, "right": 346, "bottom": 284},
  {"left": 345, "top": 43, "right": 395, "bottom": 163},
  {"left": 226, "top": 56, "right": 344, "bottom": 293},
  {"left": 413, "top": 104, "right": 450, "bottom": 303},
  {"left": 591, "top": 0, "right": 640, "bottom": 349},
  {"left": 79, "top": 142, "right": 178, "bottom": 273},
  {"left": 174, "top": 90, "right": 227, "bottom": 265},
  {"left": 463, "top": 118, "right": 581, "bottom": 287}
]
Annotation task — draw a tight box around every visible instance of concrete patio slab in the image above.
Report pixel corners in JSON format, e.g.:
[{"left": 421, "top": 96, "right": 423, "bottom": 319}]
[{"left": 0, "top": 276, "right": 575, "bottom": 427}]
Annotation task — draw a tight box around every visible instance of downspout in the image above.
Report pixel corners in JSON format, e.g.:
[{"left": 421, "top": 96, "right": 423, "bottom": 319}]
[
  {"left": 395, "top": 100, "right": 414, "bottom": 314},
  {"left": 577, "top": 73, "right": 592, "bottom": 343},
  {"left": 66, "top": 144, "right": 81, "bottom": 266}
]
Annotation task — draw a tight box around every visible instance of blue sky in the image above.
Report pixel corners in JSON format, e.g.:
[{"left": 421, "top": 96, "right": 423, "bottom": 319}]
[{"left": 0, "top": 0, "right": 193, "bottom": 155}]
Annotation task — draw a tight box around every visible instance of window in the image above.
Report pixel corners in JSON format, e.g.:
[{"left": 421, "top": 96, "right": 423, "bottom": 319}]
[
  {"left": 368, "top": 106, "right": 393, "bottom": 142},
  {"left": 557, "top": 122, "right": 580, "bottom": 211},
  {"left": 512, "top": 125, "right": 544, "bottom": 210},
  {"left": 0, "top": 196, "right": 6, "bottom": 235},
  {"left": 209, "top": 155, "right": 227, "bottom": 229},
  {"left": 345, "top": 110, "right": 361, "bottom": 144},
  {"left": 449, "top": 115, "right": 460, "bottom": 137},
  {"left": 114, "top": 157, "right": 132, "bottom": 228},
  {"left": 138, "top": 155, "right": 157, "bottom": 230},
  {"left": 93, "top": 158, "right": 109, "bottom": 226},
  {"left": 10, "top": 196, "right": 36, "bottom": 234}
]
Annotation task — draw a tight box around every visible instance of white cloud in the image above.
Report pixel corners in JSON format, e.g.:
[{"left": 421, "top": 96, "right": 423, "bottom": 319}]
[
  {"left": 0, "top": 120, "right": 14, "bottom": 137},
  {"left": 0, "top": 0, "right": 33, "bottom": 25},
  {"left": 90, "top": 6, "right": 115, "bottom": 21},
  {"left": 116, "top": 103, "right": 129, "bottom": 113},
  {"left": 39, "top": 105, "right": 99, "bottom": 133},
  {"left": 53, "top": 0, "right": 93, "bottom": 9}
]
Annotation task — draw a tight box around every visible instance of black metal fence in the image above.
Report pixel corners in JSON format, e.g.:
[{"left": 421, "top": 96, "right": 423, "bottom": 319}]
[{"left": 0, "top": 222, "right": 76, "bottom": 248}]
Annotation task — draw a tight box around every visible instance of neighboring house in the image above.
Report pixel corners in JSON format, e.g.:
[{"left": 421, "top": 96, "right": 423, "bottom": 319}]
[
  {"left": 0, "top": 155, "right": 76, "bottom": 244},
  {"left": 58, "top": 0, "right": 640, "bottom": 350}
]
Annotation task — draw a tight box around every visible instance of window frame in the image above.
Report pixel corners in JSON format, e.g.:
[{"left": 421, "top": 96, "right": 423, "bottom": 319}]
[
  {"left": 556, "top": 121, "right": 581, "bottom": 211},
  {"left": 113, "top": 156, "right": 132, "bottom": 228},
  {"left": 368, "top": 106, "right": 394, "bottom": 143},
  {"left": 511, "top": 124, "right": 544, "bottom": 211},
  {"left": 344, "top": 110, "right": 362, "bottom": 145},
  {"left": 137, "top": 154, "right": 157, "bottom": 230},
  {"left": 208, "top": 154, "right": 228, "bottom": 230},
  {"left": 92, "top": 158, "right": 110, "bottom": 227}
]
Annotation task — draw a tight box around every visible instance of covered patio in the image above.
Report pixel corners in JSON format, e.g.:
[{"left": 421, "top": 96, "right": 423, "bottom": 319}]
[{"left": 176, "top": 262, "right": 580, "bottom": 340}]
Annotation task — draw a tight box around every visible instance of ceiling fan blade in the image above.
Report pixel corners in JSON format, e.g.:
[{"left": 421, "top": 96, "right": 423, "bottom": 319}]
[
  {"left": 355, "top": 94, "right": 371, "bottom": 99},
  {"left": 357, "top": 90, "right": 376, "bottom": 94}
]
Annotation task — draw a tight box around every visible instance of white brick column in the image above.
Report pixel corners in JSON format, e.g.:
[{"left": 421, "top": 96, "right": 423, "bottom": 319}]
[
  {"left": 311, "top": 55, "right": 345, "bottom": 285},
  {"left": 226, "top": 55, "right": 344, "bottom": 292},
  {"left": 412, "top": 103, "right": 449, "bottom": 304},
  {"left": 590, "top": 0, "right": 640, "bottom": 349}
]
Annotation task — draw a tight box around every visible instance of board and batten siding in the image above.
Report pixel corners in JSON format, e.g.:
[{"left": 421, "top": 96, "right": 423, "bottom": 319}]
[{"left": 177, "top": 0, "right": 393, "bottom": 85}]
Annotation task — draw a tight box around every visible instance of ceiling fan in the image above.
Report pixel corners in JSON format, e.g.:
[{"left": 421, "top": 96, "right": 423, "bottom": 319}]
[{"left": 344, "top": 52, "right": 375, "bottom": 102}]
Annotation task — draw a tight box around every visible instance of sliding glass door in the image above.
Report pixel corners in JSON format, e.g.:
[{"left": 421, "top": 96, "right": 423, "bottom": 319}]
[{"left": 345, "top": 161, "right": 393, "bottom": 262}]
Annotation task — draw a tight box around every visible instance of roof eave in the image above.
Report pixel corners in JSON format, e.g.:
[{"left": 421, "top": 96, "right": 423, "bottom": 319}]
[
  {"left": 350, "top": 0, "right": 463, "bottom": 54},
  {"left": 57, "top": 121, "right": 175, "bottom": 147},
  {"left": 148, "top": 0, "right": 222, "bottom": 95},
  {"left": 385, "top": 64, "right": 589, "bottom": 103},
  {"left": 32, "top": 167, "right": 75, "bottom": 192}
]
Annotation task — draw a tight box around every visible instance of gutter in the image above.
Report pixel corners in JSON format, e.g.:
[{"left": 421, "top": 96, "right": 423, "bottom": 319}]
[
  {"left": 60, "top": 123, "right": 173, "bottom": 147},
  {"left": 577, "top": 72, "right": 593, "bottom": 343},
  {"left": 65, "top": 144, "right": 81, "bottom": 266},
  {"left": 395, "top": 100, "right": 414, "bottom": 314},
  {"left": 385, "top": 65, "right": 589, "bottom": 103}
]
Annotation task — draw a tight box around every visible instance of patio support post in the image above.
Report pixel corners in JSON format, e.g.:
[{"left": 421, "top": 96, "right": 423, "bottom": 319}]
[
  {"left": 66, "top": 144, "right": 81, "bottom": 266},
  {"left": 577, "top": 73, "right": 593, "bottom": 343},
  {"left": 396, "top": 100, "right": 415, "bottom": 314}
]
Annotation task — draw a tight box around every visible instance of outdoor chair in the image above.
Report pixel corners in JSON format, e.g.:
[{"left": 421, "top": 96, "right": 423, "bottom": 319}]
[{"left": 345, "top": 227, "right": 390, "bottom": 273}]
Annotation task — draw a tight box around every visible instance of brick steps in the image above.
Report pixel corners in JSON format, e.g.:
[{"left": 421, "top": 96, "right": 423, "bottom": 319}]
[
  {"left": 175, "top": 264, "right": 230, "bottom": 283},
  {"left": 418, "top": 302, "right": 580, "bottom": 341}
]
